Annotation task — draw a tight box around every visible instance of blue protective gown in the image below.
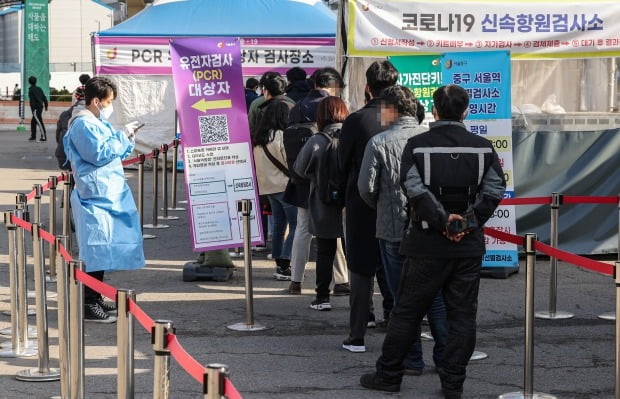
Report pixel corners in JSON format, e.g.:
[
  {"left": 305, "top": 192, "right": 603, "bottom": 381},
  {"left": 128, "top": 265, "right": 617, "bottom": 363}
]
[{"left": 63, "top": 110, "right": 145, "bottom": 272}]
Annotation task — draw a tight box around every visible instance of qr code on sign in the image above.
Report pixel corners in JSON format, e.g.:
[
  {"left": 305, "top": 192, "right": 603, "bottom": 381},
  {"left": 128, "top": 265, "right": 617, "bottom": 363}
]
[{"left": 198, "top": 114, "right": 230, "bottom": 144}]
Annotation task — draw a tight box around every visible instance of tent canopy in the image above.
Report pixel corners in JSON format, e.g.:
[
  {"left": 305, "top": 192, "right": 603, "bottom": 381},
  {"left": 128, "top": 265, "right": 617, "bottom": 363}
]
[{"left": 99, "top": 0, "right": 336, "bottom": 37}]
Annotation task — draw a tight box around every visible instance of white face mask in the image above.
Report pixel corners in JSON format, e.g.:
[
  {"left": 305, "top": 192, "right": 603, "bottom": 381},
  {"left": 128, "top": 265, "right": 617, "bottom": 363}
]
[{"left": 98, "top": 102, "right": 114, "bottom": 120}]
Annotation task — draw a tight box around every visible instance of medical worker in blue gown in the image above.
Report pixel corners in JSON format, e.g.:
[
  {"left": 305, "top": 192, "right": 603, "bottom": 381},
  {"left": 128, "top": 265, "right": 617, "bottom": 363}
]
[{"left": 63, "top": 76, "right": 144, "bottom": 323}]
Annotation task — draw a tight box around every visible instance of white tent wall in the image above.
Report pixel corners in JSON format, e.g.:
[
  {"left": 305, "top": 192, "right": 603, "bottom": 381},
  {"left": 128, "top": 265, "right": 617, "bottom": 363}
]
[
  {"left": 511, "top": 58, "right": 614, "bottom": 112},
  {"left": 106, "top": 74, "right": 177, "bottom": 155}
]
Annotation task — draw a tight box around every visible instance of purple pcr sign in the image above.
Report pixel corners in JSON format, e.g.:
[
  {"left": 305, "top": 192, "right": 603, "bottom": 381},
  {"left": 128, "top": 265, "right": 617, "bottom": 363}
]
[{"left": 170, "top": 37, "right": 263, "bottom": 251}]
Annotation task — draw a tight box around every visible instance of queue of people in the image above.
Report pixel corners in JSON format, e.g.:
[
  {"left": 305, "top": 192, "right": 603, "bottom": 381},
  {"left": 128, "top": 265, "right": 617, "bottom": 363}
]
[
  {"left": 248, "top": 64, "right": 506, "bottom": 399},
  {"left": 52, "top": 63, "right": 504, "bottom": 399}
]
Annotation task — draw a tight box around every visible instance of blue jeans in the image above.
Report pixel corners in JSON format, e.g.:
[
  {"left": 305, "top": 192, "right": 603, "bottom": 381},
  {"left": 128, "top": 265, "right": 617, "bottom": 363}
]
[
  {"left": 267, "top": 192, "right": 297, "bottom": 260},
  {"left": 378, "top": 239, "right": 448, "bottom": 370}
]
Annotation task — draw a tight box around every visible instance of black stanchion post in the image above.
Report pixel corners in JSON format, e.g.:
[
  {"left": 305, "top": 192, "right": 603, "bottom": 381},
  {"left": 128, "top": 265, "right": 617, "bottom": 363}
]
[
  {"left": 33, "top": 183, "right": 42, "bottom": 224},
  {"left": 536, "top": 193, "right": 573, "bottom": 320},
  {"left": 614, "top": 261, "right": 620, "bottom": 399},
  {"left": 117, "top": 289, "right": 135, "bottom": 399},
  {"left": 55, "top": 235, "right": 71, "bottom": 399},
  {"left": 228, "top": 199, "right": 267, "bottom": 332},
  {"left": 0, "top": 211, "right": 36, "bottom": 358},
  {"left": 499, "top": 234, "right": 556, "bottom": 399},
  {"left": 15, "top": 206, "right": 37, "bottom": 337},
  {"left": 16, "top": 192, "right": 26, "bottom": 206},
  {"left": 62, "top": 173, "right": 73, "bottom": 253},
  {"left": 203, "top": 363, "right": 229, "bottom": 399},
  {"left": 524, "top": 234, "right": 536, "bottom": 396},
  {"left": 601, "top": 193, "right": 620, "bottom": 321},
  {"left": 47, "top": 176, "right": 58, "bottom": 282},
  {"left": 31, "top": 184, "right": 57, "bottom": 301},
  {"left": 137, "top": 154, "right": 155, "bottom": 240},
  {"left": 16, "top": 223, "right": 60, "bottom": 381},
  {"left": 68, "top": 260, "right": 85, "bottom": 398},
  {"left": 143, "top": 148, "right": 169, "bottom": 230},
  {"left": 152, "top": 320, "right": 174, "bottom": 399},
  {"left": 158, "top": 144, "right": 178, "bottom": 221},
  {"left": 169, "top": 139, "right": 185, "bottom": 211}
]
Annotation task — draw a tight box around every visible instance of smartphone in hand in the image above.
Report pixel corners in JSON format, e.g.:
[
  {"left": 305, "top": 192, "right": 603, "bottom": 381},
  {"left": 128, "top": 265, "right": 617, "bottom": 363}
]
[{"left": 446, "top": 211, "right": 478, "bottom": 235}]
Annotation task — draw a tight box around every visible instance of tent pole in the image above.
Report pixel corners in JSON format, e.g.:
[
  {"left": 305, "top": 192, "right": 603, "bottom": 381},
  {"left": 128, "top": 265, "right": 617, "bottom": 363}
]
[{"left": 609, "top": 58, "right": 618, "bottom": 112}]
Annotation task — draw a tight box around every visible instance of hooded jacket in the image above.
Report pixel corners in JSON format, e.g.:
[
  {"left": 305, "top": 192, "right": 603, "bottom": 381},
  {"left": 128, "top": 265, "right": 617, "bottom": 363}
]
[{"left": 63, "top": 109, "right": 145, "bottom": 272}]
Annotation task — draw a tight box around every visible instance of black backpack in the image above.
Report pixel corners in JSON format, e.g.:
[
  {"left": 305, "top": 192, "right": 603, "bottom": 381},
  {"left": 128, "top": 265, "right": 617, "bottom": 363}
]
[
  {"left": 54, "top": 106, "right": 74, "bottom": 170},
  {"left": 282, "top": 121, "right": 317, "bottom": 181},
  {"left": 316, "top": 130, "right": 345, "bottom": 207}
]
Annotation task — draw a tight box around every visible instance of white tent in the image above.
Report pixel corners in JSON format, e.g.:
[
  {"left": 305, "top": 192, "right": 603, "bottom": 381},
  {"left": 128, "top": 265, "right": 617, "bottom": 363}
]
[{"left": 94, "top": 0, "right": 337, "bottom": 154}]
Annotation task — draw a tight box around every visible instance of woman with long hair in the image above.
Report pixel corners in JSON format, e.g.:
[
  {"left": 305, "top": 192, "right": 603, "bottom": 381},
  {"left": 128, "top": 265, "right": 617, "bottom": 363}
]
[
  {"left": 293, "top": 96, "right": 349, "bottom": 311},
  {"left": 252, "top": 98, "right": 297, "bottom": 280}
]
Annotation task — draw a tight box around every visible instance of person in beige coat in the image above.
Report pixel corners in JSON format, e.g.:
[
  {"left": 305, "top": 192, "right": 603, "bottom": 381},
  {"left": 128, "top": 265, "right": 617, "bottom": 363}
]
[{"left": 252, "top": 74, "right": 297, "bottom": 280}]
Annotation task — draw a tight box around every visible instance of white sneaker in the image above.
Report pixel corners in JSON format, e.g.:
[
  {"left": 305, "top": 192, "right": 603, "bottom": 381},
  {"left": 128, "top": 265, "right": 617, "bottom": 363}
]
[
  {"left": 310, "top": 298, "right": 331, "bottom": 311},
  {"left": 342, "top": 337, "right": 366, "bottom": 353}
]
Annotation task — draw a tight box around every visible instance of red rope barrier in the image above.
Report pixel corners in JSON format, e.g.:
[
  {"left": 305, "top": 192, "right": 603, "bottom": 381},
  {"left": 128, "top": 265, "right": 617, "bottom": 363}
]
[
  {"left": 534, "top": 241, "right": 614, "bottom": 276},
  {"left": 0, "top": 140, "right": 251, "bottom": 398},
  {"left": 120, "top": 139, "right": 178, "bottom": 167},
  {"left": 25, "top": 190, "right": 36, "bottom": 202},
  {"left": 11, "top": 214, "right": 32, "bottom": 232},
  {"left": 39, "top": 228, "right": 56, "bottom": 245},
  {"left": 16, "top": 173, "right": 66, "bottom": 203},
  {"left": 563, "top": 195, "right": 618, "bottom": 205},
  {"left": 484, "top": 227, "right": 525, "bottom": 247},
  {"left": 41, "top": 180, "right": 54, "bottom": 191},
  {"left": 75, "top": 269, "right": 118, "bottom": 301},
  {"left": 58, "top": 243, "right": 72, "bottom": 263},
  {"left": 167, "top": 334, "right": 206, "bottom": 384},
  {"left": 484, "top": 227, "right": 614, "bottom": 276},
  {"left": 122, "top": 157, "right": 142, "bottom": 167},
  {"left": 225, "top": 378, "right": 243, "bottom": 399},
  {"left": 499, "top": 196, "right": 551, "bottom": 206},
  {"left": 128, "top": 298, "right": 155, "bottom": 332}
]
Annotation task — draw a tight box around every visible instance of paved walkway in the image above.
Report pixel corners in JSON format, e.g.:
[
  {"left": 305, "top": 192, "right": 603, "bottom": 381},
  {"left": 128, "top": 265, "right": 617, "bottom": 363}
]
[{"left": 0, "top": 127, "right": 617, "bottom": 398}]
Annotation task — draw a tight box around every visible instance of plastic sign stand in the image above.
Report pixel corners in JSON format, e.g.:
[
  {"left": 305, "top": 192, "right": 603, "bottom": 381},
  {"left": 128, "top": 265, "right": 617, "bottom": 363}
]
[{"left": 182, "top": 262, "right": 233, "bottom": 282}]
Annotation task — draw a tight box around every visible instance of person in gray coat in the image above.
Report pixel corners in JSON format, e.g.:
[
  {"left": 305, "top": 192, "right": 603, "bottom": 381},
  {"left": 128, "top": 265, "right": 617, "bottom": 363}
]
[
  {"left": 358, "top": 86, "right": 447, "bottom": 376},
  {"left": 293, "top": 96, "right": 349, "bottom": 311}
]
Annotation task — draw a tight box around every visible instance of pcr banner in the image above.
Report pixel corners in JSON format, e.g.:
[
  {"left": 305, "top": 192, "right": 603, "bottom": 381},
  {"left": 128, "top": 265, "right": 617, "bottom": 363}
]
[
  {"left": 169, "top": 37, "right": 263, "bottom": 252},
  {"left": 347, "top": 0, "right": 620, "bottom": 58},
  {"left": 96, "top": 36, "right": 336, "bottom": 76}
]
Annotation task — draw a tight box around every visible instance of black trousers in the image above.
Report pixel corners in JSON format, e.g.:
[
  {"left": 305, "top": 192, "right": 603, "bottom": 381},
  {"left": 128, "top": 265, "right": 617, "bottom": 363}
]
[
  {"left": 375, "top": 260, "right": 393, "bottom": 318},
  {"left": 84, "top": 270, "right": 105, "bottom": 305},
  {"left": 376, "top": 256, "right": 482, "bottom": 394},
  {"left": 30, "top": 107, "right": 46, "bottom": 139},
  {"left": 315, "top": 237, "right": 337, "bottom": 299},
  {"left": 349, "top": 271, "right": 373, "bottom": 341}
]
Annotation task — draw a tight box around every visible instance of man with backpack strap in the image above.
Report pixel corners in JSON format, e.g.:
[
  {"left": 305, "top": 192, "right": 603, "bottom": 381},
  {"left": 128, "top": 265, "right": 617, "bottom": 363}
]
[{"left": 283, "top": 67, "right": 349, "bottom": 296}]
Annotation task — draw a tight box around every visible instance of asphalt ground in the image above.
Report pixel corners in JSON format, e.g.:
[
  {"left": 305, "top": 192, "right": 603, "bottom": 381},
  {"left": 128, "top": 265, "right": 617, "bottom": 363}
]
[{"left": 0, "top": 126, "right": 617, "bottom": 398}]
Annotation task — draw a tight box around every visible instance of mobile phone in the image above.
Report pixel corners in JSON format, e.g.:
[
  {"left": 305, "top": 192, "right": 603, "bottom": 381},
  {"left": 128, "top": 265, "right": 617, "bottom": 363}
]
[
  {"left": 135, "top": 123, "right": 145, "bottom": 131},
  {"left": 446, "top": 211, "right": 478, "bottom": 235}
]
